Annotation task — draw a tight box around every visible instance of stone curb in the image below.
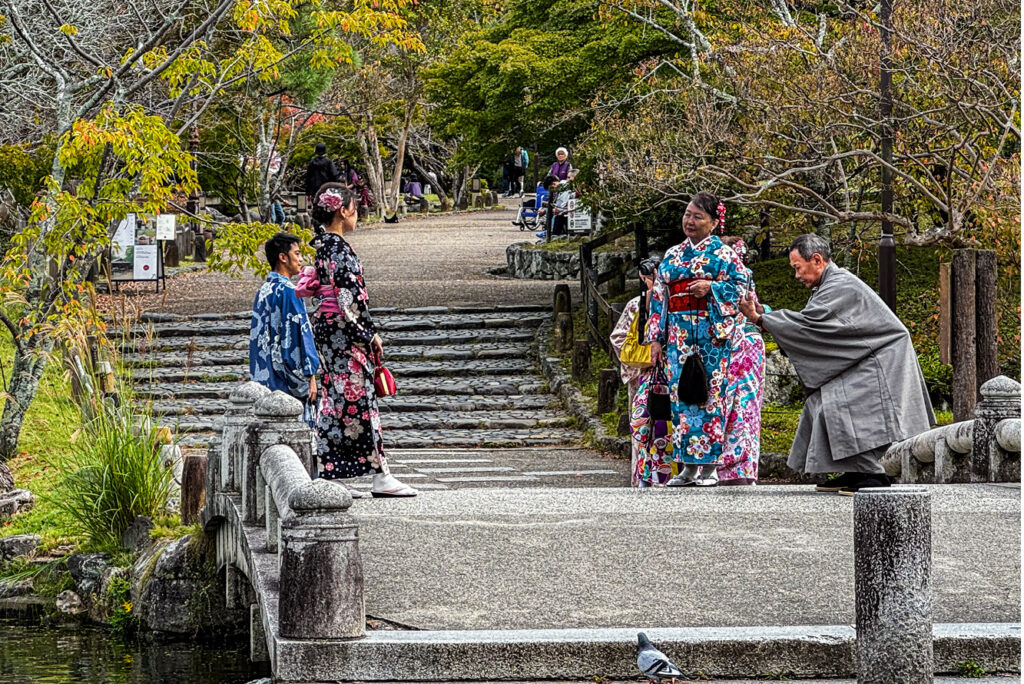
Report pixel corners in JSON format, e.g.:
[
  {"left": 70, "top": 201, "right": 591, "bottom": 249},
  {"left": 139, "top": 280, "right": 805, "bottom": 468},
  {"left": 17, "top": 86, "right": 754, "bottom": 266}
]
[
  {"left": 535, "top": 319, "right": 630, "bottom": 459},
  {"left": 271, "top": 623, "right": 1021, "bottom": 681}
]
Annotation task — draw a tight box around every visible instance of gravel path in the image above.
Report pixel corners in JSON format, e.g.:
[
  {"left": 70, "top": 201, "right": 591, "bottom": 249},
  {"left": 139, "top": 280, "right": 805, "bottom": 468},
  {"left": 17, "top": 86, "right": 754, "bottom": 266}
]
[{"left": 97, "top": 208, "right": 576, "bottom": 315}]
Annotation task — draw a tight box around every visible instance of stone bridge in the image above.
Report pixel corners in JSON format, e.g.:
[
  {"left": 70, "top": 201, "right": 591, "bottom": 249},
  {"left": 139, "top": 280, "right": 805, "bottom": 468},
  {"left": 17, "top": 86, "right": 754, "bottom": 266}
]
[{"left": 200, "top": 382, "right": 367, "bottom": 682}]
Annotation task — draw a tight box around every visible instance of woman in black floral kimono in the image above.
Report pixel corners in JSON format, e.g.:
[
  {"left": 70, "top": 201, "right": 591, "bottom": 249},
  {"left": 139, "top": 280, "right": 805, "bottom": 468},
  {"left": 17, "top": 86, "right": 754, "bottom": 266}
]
[{"left": 307, "top": 182, "right": 417, "bottom": 497}]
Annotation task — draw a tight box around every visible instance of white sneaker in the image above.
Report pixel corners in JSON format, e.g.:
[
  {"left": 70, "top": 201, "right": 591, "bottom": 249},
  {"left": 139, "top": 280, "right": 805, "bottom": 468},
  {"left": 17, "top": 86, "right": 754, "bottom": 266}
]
[{"left": 371, "top": 473, "right": 418, "bottom": 498}]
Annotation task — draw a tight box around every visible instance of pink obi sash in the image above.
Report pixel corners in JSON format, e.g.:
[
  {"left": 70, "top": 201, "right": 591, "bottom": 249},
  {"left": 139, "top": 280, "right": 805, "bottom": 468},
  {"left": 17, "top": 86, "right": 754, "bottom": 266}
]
[{"left": 295, "top": 266, "right": 341, "bottom": 315}]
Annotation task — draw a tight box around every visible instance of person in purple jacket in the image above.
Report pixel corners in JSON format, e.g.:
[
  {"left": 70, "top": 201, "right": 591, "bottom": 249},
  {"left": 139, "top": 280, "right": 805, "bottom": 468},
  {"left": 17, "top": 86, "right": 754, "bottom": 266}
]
[{"left": 550, "top": 147, "right": 573, "bottom": 180}]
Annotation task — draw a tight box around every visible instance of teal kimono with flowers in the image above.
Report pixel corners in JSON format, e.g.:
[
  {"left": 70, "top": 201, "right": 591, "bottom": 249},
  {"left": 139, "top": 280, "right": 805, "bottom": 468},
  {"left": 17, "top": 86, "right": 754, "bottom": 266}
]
[{"left": 646, "top": 236, "right": 749, "bottom": 465}]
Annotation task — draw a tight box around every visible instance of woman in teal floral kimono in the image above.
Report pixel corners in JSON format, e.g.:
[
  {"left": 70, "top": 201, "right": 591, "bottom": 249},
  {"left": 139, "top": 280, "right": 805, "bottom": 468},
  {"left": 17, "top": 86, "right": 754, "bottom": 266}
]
[{"left": 647, "top": 191, "right": 749, "bottom": 487}]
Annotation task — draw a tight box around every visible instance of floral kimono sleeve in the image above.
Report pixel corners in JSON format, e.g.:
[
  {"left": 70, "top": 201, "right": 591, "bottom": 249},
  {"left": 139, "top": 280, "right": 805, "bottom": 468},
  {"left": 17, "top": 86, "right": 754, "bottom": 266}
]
[
  {"left": 708, "top": 245, "right": 749, "bottom": 340},
  {"left": 331, "top": 244, "right": 377, "bottom": 347},
  {"left": 645, "top": 277, "right": 667, "bottom": 345}
]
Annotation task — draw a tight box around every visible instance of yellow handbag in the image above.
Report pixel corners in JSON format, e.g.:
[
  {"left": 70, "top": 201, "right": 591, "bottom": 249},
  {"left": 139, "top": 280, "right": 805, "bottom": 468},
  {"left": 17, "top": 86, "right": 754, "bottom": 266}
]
[{"left": 619, "top": 313, "right": 653, "bottom": 368}]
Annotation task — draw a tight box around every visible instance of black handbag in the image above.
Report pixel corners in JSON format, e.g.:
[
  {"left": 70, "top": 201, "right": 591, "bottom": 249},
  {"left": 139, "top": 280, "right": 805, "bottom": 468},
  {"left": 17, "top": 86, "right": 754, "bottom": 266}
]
[
  {"left": 647, "top": 362, "right": 672, "bottom": 421},
  {"left": 677, "top": 314, "right": 709, "bottom": 406}
]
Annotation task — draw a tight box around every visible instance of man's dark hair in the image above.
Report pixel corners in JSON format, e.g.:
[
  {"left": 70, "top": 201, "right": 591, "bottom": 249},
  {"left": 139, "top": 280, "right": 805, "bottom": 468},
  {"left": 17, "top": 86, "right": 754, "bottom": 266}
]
[
  {"left": 314, "top": 142, "right": 327, "bottom": 156},
  {"left": 541, "top": 174, "right": 559, "bottom": 191},
  {"left": 789, "top": 233, "right": 832, "bottom": 262},
  {"left": 265, "top": 232, "right": 301, "bottom": 268}
]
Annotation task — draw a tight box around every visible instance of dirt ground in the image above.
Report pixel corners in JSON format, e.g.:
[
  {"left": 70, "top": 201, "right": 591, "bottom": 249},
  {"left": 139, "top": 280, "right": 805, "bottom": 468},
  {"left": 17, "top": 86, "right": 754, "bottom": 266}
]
[{"left": 96, "top": 208, "right": 575, "bottom": 316}]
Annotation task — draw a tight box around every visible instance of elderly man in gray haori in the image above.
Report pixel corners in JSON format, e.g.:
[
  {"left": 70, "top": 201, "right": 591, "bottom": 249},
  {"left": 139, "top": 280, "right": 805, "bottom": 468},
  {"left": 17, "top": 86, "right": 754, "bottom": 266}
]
[{"left": 739, "top": 234, "right": 935, "bottom": 496}]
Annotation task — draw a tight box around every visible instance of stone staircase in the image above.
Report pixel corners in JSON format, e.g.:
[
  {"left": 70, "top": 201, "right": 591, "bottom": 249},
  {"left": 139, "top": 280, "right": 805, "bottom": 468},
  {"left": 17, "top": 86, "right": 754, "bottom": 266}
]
[{"left": 119, "top": 305, "right": 583, "bottom": 451}]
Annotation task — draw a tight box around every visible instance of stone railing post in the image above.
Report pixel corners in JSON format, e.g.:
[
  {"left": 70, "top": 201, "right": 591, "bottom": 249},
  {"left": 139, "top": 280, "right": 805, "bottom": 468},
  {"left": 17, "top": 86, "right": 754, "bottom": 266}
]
[
  {"left": 854, "top": 487, "right": 932, "bottom": 683},
  {"left": 244, "top": 391, "right": 315, "bottom": 524},
  {"left": 223, "top": 382, "right": 271, "bottom": 493},
  {"left": 260, "top": 444, "right": 364, "bottom": 640},
  {"left": 971, "top": 375, "right": 1021, "bottom": 482}
]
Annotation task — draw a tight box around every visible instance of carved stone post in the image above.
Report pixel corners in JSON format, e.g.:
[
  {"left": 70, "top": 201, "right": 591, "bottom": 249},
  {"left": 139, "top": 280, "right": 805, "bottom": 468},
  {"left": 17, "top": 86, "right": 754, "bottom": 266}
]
[
  {"left": 597, "top": 369, "right": 620, "bottom": 414},
  {"left": 223, "top": 382, "right": 270, "bottom": 493},
  {"left": 554, "top": 312, "right": 574, "bottom": 354},
  {"left": 244, "top": 392, "right": 315, "bottom": 524},
  {"left": 553, "top": 284, "right": 572, "bottom": 320},
  {"left": 278, "top": 480, "right": 364, "bottom": 639},
  {"left": 854, "top": 487, "right": 932, "bottom": 683},
  {"left": 571, "top": 341, "right": 591, "bottom": 382},
  {"left": 971, "top": 376, "right": 1022, "bottom": 483}
]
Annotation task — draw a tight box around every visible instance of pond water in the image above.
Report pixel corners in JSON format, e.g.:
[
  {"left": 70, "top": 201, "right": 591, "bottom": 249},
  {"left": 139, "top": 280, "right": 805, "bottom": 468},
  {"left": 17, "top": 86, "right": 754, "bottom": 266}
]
[{"left": 0, "top": 622, "right": 269, "bottom": 683}]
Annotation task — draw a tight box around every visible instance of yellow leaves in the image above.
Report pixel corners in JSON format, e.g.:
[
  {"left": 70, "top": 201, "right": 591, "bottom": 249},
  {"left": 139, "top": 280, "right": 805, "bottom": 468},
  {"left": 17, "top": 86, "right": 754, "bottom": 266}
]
[{"left": 58, "top": 24, "right": 77, "bottom": 36}]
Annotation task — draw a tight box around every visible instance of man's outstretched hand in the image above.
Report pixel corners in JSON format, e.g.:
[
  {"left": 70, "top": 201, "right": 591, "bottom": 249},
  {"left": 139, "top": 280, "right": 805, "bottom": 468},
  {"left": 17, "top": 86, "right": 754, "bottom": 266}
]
[{"left": 738, "top": 292, "right": 764, "bottom": 323}]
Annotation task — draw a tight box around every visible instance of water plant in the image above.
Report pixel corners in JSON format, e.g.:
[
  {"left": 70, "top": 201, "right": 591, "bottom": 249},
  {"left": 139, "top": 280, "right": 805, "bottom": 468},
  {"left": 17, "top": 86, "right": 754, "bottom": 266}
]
[{"left": 47, "top": 401, "right": 175, "bottom": 552}]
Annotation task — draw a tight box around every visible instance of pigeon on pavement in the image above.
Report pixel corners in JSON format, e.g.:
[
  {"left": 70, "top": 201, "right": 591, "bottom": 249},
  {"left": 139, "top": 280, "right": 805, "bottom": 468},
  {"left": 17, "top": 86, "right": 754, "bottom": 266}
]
[{"left": 636, "top": 632, "right": 684, "bottom": 682}]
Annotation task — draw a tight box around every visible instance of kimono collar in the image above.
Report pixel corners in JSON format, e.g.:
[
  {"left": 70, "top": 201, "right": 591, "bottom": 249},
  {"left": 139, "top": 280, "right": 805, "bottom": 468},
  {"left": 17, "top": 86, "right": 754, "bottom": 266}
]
[
  {"left": 812, "top": 262, "right": 836, "bottom": 291},
  {"left": 267, "top": 271, "right": 291, "bottom": 285},
  {"left": 685, "top": 235, "right": 714, "bottom": 251}
]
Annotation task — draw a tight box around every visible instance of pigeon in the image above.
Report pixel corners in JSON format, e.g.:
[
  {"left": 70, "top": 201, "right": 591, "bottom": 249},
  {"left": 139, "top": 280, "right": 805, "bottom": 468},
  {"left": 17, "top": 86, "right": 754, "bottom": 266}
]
[{"left": 636, "top": 632, "right": 684, "bottom": 682}]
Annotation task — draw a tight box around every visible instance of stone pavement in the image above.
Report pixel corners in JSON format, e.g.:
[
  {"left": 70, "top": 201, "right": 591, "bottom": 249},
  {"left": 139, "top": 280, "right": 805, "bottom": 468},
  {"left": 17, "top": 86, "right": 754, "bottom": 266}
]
[
  {"left": 110, "top": 208, "right": 571, "bottom": 314},
  {"left": 351, "top": 483, "right": 1020, "bottom": 631}
]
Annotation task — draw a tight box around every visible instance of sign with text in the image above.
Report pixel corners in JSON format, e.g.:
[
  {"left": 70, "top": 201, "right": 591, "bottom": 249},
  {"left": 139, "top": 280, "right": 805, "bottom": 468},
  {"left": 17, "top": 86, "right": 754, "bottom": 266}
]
[{"left": 155, "top": 214, "right": 176, "bottom": 241}]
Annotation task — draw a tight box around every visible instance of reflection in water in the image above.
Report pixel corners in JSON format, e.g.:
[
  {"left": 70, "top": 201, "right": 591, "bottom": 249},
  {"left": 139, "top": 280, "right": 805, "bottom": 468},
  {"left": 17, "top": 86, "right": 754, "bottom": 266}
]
[{"left": 0, "top": 622, "right": 269, "bottom": 683}]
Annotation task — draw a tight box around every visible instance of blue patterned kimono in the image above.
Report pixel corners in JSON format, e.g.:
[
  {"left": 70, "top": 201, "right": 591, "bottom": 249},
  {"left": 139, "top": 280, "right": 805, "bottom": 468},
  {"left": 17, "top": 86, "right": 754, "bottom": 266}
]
[
  {"left": 646, "top": 236, "right": 749, "bottom": 465},
  {"left": 250, "top": 271, "right": 321, "bottom": 424}
]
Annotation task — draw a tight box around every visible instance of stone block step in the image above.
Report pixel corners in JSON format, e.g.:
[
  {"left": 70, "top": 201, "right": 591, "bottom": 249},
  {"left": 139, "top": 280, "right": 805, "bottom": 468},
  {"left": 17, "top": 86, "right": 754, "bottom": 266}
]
[
  {"left": 138, "top": 376, "right": 548, "bottom": 400},
  {"left": 136, "top": 304, "right": 549, "bottom": 324},
  {"left": 118, "top": 328, "right": 537, "bottom": 353},
  {"left": 162, "top": 410, "right": 573, "bottom": 433},
  {"left": 123, "top": 343, "right": 535, "bottom": 367},
  {"left": 119, "top": 312, "right": 547, "bottom": 339},
  {"left": 173, "top": 427, "right": 580, "bottom": 449},
  {"left": 132, "top": 360, "right": 541, "bottom": 383},
  {"left": 150, "top": 394, "right": 556, "bottom": 416}
]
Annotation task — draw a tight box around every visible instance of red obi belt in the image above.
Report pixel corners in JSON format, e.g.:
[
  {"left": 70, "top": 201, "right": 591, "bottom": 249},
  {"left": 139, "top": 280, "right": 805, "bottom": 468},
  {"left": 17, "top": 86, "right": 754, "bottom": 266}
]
[{"left": 666, "top": 278, "right": 709, "bottom": 312}]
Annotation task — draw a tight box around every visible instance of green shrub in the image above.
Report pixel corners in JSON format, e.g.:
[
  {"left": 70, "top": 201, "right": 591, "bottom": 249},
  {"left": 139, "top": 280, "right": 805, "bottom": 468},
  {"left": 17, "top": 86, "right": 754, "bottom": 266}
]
[
  {"left": 0, "top": 143, "right": 52, "bottom": 206},
  {"left": 47, "top": 403, "right": 175, "bottom": 552},
  {"left": 917, "top": 352, "right": 953, "bottom": 407}
]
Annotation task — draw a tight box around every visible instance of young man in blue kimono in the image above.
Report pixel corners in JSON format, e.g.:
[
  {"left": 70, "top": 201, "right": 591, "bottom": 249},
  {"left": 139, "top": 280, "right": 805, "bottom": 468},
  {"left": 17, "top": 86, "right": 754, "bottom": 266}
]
[{"left": 249, "top": 232, "right": 321, "bottom": 425}]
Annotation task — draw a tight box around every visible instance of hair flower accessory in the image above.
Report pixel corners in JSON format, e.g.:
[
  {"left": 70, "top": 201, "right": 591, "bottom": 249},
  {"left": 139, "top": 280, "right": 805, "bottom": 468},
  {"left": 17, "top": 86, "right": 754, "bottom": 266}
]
[
  {"left": 317, "top": 188, "right": 346, "bottom": 212},
  {"left": 716, "top": 202, "right": 726, "bottom": 232}
]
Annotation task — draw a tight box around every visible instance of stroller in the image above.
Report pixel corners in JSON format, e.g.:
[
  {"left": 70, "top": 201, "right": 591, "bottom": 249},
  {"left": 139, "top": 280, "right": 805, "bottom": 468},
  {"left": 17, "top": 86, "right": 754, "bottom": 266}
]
[{"left": 512, "top": 183, "right": 550, "bottom": 231}]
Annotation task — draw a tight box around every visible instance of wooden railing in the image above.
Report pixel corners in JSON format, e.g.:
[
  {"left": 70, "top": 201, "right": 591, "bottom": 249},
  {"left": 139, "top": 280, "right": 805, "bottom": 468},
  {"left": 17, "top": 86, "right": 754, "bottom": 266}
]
[{"left": 578, "top": 223, "right": 648, "bottom": 358}]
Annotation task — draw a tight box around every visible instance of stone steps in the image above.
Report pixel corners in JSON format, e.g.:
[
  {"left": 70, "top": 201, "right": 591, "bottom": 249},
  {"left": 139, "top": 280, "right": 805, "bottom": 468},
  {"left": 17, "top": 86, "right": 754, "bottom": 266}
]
[
  {"left": 137, "top": 304, "right": 548, "bottom": 324},
  {"left": 125, "top": 305, "right": 580, "bottom": 451},
  {"left": 150, "top": 394, "right": 556, "bottom": 416},
  {"left": 174, "top": 427, "right": 580, "bottom": 449},
  {"left": 120, "top": 328, "right": 538, "bottom": 353},
  {"left": 138, "top": 375, "right": 548, "bottom": 400},
  {"left": 131, "top": 359, "right": 538, "bottom": 383},
  {"left": 120, "top": 311, "right": 546, "bottom": 339},
  {"left": 123, "top": 343, "right": 536, "bottom": 367},
  {"left": 161, "top": 409, "right": 574, "bottom": 433}
]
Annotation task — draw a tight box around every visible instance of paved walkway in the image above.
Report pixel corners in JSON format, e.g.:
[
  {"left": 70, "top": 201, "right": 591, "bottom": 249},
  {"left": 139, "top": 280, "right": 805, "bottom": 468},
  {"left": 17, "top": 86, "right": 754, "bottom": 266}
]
[
  {"left": 353, "top": 483, "right": 1020, "bottom": 631},
  {"left": 106, "top": 208, "right": 571, "bottom": 314}
]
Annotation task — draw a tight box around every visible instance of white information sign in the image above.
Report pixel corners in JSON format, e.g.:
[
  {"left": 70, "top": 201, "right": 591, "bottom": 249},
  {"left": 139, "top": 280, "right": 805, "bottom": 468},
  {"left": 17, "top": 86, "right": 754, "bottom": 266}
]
[
  {"left": 133, "top": 245, "right": 159, "bottom": 280},
  {"left": 155, "top": 214, "right": 176, "bottom": 241},
  {"left": 568, "top": 198, "right": 592, "bottom": 234},
  {"left": 112, "top": 214, "right": 136, "bottom": 259}
]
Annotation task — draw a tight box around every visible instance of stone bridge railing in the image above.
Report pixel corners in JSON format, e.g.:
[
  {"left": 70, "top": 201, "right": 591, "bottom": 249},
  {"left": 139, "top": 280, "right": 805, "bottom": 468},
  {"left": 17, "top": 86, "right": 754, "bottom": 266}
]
[
  {"left": 201, "top": 382, "right": 365, "bottom": 677},
  {"left": 883, "top": 375, "right": 1021, "bottom": 484}
]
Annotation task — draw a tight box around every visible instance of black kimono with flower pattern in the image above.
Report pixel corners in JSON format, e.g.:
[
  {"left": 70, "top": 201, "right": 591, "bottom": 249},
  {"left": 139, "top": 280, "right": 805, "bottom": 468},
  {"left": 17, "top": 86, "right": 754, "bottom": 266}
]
[{"left": 310, "top": 232, "right": 389, "bottom": 479}]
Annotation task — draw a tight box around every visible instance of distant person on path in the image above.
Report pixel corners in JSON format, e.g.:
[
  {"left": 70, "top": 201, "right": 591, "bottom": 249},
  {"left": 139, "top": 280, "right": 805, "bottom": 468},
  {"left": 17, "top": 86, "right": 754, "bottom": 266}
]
[
  {"left": 718, "top": 236, "right": 767, "bottom": 485},
  {"left": 739, "top": 233, "right": 935, "bottom": 495},
  {"left": 549, "top": 147, "right": 572, "bottom": 181},
  {"left": 647, "top": 192, "right": 749, "bottom": 488},
  {"left": 338, "top": 159, "right": 360, "bottom": 190},
  {"left": 610, "top": 258, "right": 673, "bottom": 486},
  {"left": 307, "top": 183, "right": 417, "bottom": 497},
  {"left": 509, "top": 145, "right": 530, "bottom": 196},
  {"left": 305, "top": 143, "right": 338, "bottom": 201},
  {"left": 250, "top": 232, "right": 321, "bottom": 426}
]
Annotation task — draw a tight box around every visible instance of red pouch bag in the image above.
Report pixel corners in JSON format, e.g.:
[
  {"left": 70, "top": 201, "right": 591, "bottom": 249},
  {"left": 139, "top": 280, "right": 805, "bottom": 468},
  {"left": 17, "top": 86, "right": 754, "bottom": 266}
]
[{"left": 372, "top": 350, "right": 397, "bottom": 397}]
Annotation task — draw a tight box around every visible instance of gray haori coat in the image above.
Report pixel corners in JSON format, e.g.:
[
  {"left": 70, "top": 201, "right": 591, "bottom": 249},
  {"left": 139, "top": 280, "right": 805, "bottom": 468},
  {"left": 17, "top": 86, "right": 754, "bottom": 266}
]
[{"left": 763, "top": 263, "right": 935, "bottom": 474}]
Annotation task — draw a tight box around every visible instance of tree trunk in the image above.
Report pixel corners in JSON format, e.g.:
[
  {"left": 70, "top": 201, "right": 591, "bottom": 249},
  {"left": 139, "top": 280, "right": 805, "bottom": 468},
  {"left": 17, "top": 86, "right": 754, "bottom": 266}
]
[
  {"left": 384, "top": 104, "right": 416, "bottom": 214},
  {"left": 0, "top": 336, "right": 53, "bottom": 462}
]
